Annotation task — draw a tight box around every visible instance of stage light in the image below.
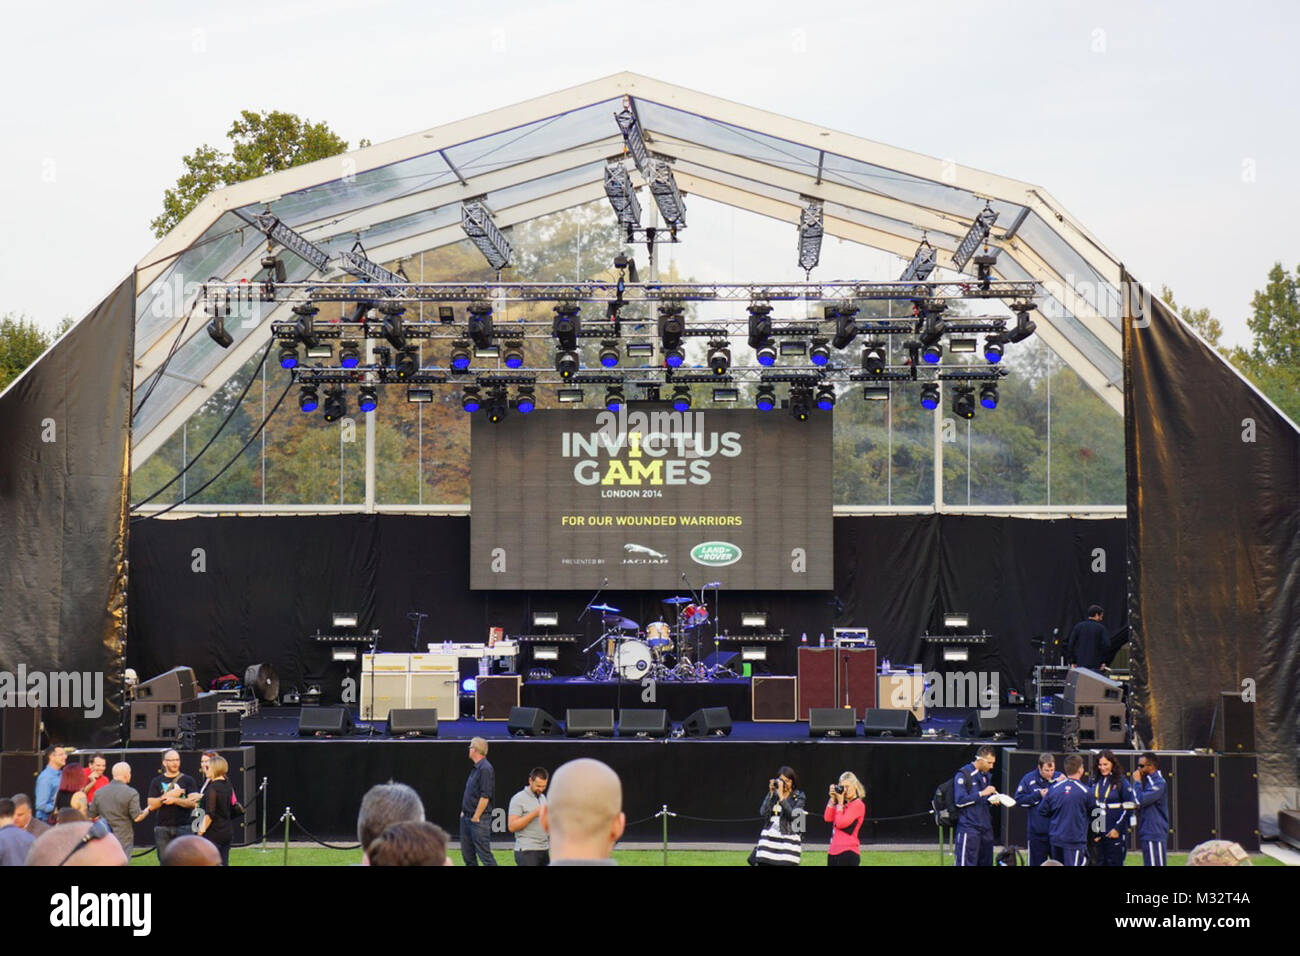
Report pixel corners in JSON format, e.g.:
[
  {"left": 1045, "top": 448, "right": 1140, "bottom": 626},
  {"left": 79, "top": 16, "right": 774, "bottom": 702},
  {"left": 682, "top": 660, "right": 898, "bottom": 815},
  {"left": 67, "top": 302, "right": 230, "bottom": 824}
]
[
  {"left": 206, "top": 315, "right": 233, "bottom": 348},
  {"left": 407, "top": 387, "right": 433, "bottom": 403},
  {"left": 663, "top": 346, "right": 685, "bottom": 369},
  {"left": 503, "top": 340, "right": 524, "bottom": 369},
  {"left": 555, "top": 350, "right": 579, "bottom": 379},
  {"left": 461, "top": 386, "right": 482, "bottom": 413},
  {"left": 944, "top": 612, "right": 970, "bottom": 629},
  {"left": 605, "top": 385, "right": 625, "bottom": 411},
  {"left": 755, "top": 384, "right": 776, "bottom": 411},
  {"left": 862, "top": 386, "right": 890, "bottom": 401},
  {"left": 468, "top": 302, "right": 493, "bottom": 350},
  {"left": 306, "top": 344, "right": 333, "bottom": 360},
  {"left": 449, "top": 341, "right": 472, "bottom": 371},
  {"left": 514, "top": 386, "right": 535, "bottom": 414},
  {"left": 603, "top": 162, "right": 642, "bottom": 227},
  {"left": 789, "top": 386, "right": 811, "bottom": 421},
  {"left": 396, "top": 349, "right": 419, "bottom": 380},
  {"left": 920, "top": 383, "right": 940, "bottom": 410},
  {"left": 862, "top": 341, "right": 887, "bottom": 375},
  {"left": 599, "top": 341, "right": 620, "bottom": 368},
  {"left": 626, "top": 342, "right": 655, "bottom": 358},
  {"left": 922, "top": 342, "right": 943, "bottom": 364},
  {"left": 949, "top": 337, "right": 977, "bottom": 354},
  {"left": 462, "top": 678, "right": 477, "bottom": 693},
  {"left": 298, "top": 385, "right": 319, "bottom": 413},
  {"left": 339, "top": 341, "right": 361, "bottom": 369},
  {"left": 659, "top": 304, "right": 684, "bottom": 353},
  {"left": 553, "top": 303, "right": 581, "bottom": 350},
  {"left": 672, "top": 385, "right": 692, "bottom": 412},
  {"left": 815, "top": 384, "right": 836, "bottom": 411},
  {"left": 358, "top": 386, "right": 378, "bottom": 413},
  {"left": 983, "top": 335, "right": 1005, "bottom": 364},
  {"left": 712, "top": 387, "right": 739, "bottom": 403},
  {"left": 279, "top": 345, "right": 299, "bottom": 369},
  {"left": 980, "top": 383, "right": 999, "bottom": 410},
  {"left": 1007, "top": 308, "right": 1037, "bottom": 344},
  {"left": 741, "top": 611, "right": 768, "bottom": 628},
  {"left": 533, "top": 611, "right": 559, "bottom": 628},
  {"left": 333, "top": 612, "right": 359, "bottom": 628},
  {"left": 557, "top": 387, "right": 585, "bottom": 404},
  {"left": 648, "top": 159, "right": 687, "bottom": 229},
  {"left": 707, "top": 340, "right": 731, "bottom": 375},
  {"left": 323, "top": 387, "right": 347, "bottom": 423},
  {"left": 797, "top": 200, "right": 824, "bottom": 272},
  {"left": 485, "top": 389, "right": 508, "bottom": 423},
  {"left": 461, "top": 199, "right": 512, "bottom": 270},
  {"left": 779, "top": 340, "right": 807, "bottom": 357},
  {"left": 831, "top": 307, "right": 859, "bottom": 350},
  {"left": 748, "top": 303, "right": 773, "bottom": 348},
  {"left": 953, "top": 386, "right": 976, "bottom": 420},
  {"left": 292, "top": 304, "right": 321, "bottom": 348},
  {"left": 380, "top": 304, "right": 405, "bottom": 349},
  {"left": 437, "top": 306, "right": 456, "bottom": 324},
  {"left": 756, "top": 344, "right": 776, "bottom": 367},
  {"left": 810, "top": 337, "right": 831, "bottom": 367}
]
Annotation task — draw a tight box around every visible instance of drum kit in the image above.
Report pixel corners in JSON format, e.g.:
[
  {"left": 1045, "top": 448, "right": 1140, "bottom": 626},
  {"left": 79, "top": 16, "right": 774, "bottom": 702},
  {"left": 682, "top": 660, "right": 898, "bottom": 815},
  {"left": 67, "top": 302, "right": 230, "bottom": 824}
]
[{"left": 585, "top": 596, "right": 721, "bottom": 681}]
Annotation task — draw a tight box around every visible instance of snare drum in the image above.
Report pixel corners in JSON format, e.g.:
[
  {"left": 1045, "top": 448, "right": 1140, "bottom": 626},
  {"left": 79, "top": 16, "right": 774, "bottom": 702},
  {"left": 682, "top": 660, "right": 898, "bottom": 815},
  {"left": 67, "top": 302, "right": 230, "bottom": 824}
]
[
  {"left": 615, "top": 640, "right": 653, "bottom": 680},
  {"left": 645, "top": 621, "right": 673, "bottom": 648}
]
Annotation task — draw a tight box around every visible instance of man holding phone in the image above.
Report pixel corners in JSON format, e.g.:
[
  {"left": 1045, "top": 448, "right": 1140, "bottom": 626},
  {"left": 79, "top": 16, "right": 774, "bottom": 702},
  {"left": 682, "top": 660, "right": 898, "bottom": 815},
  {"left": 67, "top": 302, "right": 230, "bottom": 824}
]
[{"left": 144, "top": 750, "right": 197, "bottom": 859}]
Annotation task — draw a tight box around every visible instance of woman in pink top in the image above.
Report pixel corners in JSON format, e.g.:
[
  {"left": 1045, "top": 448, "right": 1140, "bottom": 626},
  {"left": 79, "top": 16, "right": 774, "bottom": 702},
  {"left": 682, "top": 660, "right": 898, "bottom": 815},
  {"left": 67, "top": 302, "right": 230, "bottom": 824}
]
[{"left": 824, "top": 771, "right": 866, "bottom": 866}]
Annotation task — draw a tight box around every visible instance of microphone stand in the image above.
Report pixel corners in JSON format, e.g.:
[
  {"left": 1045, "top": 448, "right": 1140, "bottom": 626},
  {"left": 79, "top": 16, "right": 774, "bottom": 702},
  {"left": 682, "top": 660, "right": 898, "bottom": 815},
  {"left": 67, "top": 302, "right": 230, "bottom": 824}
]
[
  {"left": 367, "top": 629, "right": 381, "bottom": 738},
  {"left": 681, "top": 572, "right": 705, "bottom": 679},
  {"left": 578, "top": 578, "right": 609, "bottom": 680}
]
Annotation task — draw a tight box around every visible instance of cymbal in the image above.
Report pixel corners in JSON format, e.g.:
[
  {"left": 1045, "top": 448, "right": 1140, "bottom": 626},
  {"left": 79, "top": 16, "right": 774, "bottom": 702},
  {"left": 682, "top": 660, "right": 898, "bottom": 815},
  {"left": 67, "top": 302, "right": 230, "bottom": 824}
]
[
  {"left": 590, "top": 603, "right": 621, "bottom": 613},
  {"left": 661, "top": 596, "right": 693, "bottom": 604},
  {"left": 606, "top": 616, "right": 639, "bottom": 631}
]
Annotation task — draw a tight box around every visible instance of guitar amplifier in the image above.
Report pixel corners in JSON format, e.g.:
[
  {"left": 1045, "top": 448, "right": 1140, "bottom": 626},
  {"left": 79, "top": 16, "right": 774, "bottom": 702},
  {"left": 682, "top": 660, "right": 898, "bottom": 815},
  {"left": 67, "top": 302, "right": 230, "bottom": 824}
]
[
  {"left": 475, "top": 675, "right": 520, "bottom": 720},
  {"left": 751, "top": 676, "right": 797, "bottom": 722}
]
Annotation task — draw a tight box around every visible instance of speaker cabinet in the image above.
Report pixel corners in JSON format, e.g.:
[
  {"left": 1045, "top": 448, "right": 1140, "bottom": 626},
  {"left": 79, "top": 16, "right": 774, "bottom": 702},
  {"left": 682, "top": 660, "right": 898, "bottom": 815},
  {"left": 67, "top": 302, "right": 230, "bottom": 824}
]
[
  {"left": 977, "top": 709, "right": 1019, "bottom": 737},
  {"left": 861, "top": 708, "right": 920, "bottom": 737},
  {"left": 565, "top": 709, "right": 615, "bottom": 738},
  {"left": 808, "top": 708, "right": 857, "bottom": 737},
  {"left": 683, "top": 707, "right": 732, "bottom": 737},
  {"left": 878, "top": 672, "right": 926, "bottom": 721},
  {"left": 1064, "top": 667, "right": 1122, "bottom": 706},
  {"left": 388, "top": 709, "right": 439, "bottom": 737},
  {"left": 1169, "top": 754, "right": 1215, "bottom": 852},
  {"left": 1076, "top": 700, "right": 1127, "bottom": 744},
  {"left": 407, "top": 672, "right": 458, "bottom": 721},
  {"left": 1214, "top": 692, "right": 1255, "bottom": 753},
  {"left": 135, "top": 667, "right": 198, "bottom": 702},
  {"left": 360, "top": 672, "right": 409, "bottom": 721},
  {"left": 1015, "top": 712, "right": 1078, "bottom": 752},
  {"left": 129, "top": 700, "right": 182, "bottom": 742},
  {"left": 798, "top": 647, "right": 877, "bottom": 718},
  {"left": 1215, "top": 755, "right": 1259, "bottom": 852},
  {"left": 618, "top": 709, "right": 670, "bottom": 738},
  {"left": 507, "top": 707, "right": 562, "bottom": 737},
  {"left": 475, "top": 675, "right": 520, "bottom": 721},
  {"left": 298, "top": 707, "right": 353, "bottom": 736},
  {"left": 1, "top": 706, "right": 40, "bottom": 752},
  {"left": 752, "top": 676, "right": 797, "bottom": 722}
]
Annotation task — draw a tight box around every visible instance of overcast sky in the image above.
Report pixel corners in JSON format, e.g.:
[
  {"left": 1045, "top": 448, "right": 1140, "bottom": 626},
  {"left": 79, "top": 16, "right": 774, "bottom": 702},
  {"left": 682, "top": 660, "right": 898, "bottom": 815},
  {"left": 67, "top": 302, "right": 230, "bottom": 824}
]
[{"left": 2, "top": 0, "right": 1296, "bottom": 348}]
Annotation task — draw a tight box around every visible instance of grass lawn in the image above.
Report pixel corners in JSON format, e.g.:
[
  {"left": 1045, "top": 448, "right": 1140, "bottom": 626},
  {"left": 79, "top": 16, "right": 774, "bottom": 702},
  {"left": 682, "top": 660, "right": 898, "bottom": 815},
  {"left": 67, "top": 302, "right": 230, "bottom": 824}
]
[{"left": 128, "top": 846, "right": 1285, "bottom": 866}]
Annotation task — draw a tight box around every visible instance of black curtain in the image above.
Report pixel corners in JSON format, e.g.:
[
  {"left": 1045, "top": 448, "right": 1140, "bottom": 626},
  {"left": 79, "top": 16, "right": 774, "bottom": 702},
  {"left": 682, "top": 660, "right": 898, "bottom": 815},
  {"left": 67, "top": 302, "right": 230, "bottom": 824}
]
[
  {"left": 0, "top": 274, "right": 134, "bottom": 745},
  {"left": 128, "top": 514, "right": 1123, "bottom": 704},
  {"left": 1124, "top": 268, "right": 1300, "bottom": 830}
]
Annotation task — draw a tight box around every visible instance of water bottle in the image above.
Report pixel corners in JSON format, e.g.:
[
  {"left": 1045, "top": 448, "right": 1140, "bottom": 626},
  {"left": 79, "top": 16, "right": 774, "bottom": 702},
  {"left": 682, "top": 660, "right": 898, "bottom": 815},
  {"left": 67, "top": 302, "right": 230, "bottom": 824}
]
[
  {"left": 800, "top": 632, "right": 807, "bottom": 646},
  {"left": 818, "top": 632, "right": 825, "bottom": 648}
]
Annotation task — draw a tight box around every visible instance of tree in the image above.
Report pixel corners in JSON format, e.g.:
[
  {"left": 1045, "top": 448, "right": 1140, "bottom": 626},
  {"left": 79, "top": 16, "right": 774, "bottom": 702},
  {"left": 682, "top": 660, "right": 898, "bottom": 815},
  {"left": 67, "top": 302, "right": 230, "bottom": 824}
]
[
  {"left": 1247, "top": 262, "right": 1300, "bottom": 367},
  {"left": 0, "top": 314, "right": 51, "bottom": 391},
  {"left": 1160, "top": 285, "right": 1223, "bottom": 351},
  {"left": 150, "top": 110, "right": 366, "bottom": 238}
]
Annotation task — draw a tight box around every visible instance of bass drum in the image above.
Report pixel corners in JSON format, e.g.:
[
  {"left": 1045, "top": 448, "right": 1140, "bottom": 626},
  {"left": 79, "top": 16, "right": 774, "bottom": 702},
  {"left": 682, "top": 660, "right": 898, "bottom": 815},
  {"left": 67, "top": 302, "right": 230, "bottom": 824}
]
[{"left": 615, "top": 640, "right": 653, "bottom": 680}]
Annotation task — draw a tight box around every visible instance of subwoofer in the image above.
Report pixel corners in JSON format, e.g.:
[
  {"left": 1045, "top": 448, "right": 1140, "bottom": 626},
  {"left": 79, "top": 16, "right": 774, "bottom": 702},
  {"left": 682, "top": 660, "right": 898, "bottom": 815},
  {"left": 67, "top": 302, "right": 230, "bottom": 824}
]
[
  {"left": 861, "top": 708, "right": 920, "bottom": 738},
  {"left": 297, "top": 706, "right": 352, "bottom": 737},
  {"left": 682, "top": 707, "right": 732, "bottom": 737},
  {"left": 507, "top": 707, "right": 562, "bottom": 737}
]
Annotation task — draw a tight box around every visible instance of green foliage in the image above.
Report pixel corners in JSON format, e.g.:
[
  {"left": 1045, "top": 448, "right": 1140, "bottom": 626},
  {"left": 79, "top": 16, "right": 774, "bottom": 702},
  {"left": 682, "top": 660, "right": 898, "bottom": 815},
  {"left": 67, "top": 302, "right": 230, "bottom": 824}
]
[
  {"left": 1160, "top": 285, "right": 1223, "bottom": 350},
  {"left": 0, "top": 314, "right": 56, "bottom": 391},
  {"left": 1247, "top": 262, "right": 1300, "bottom": 367},
  {"left": 150, "top": 110, "right": 361, "bottom": 238}
]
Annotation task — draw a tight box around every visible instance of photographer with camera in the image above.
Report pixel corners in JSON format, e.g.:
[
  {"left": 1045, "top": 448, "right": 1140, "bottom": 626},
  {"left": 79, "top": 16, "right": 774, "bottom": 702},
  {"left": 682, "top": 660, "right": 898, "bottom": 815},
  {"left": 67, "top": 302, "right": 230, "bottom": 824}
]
[
  {"left": 823, "top": 772, "right": 866, "bottom": 866},
  {"left": 748, "top": 766, "right": 806, "bottom": 866}
]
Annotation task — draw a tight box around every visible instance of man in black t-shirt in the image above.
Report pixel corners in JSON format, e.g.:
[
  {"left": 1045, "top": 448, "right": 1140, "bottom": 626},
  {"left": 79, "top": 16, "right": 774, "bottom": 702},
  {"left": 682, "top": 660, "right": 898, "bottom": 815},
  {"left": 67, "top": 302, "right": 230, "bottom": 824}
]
[
  {"left": 1066, "top": 605, "right": 1109, "bottom": 671},
  {"left": 144, "top": 749, "right": 197, "bottom": 860}
]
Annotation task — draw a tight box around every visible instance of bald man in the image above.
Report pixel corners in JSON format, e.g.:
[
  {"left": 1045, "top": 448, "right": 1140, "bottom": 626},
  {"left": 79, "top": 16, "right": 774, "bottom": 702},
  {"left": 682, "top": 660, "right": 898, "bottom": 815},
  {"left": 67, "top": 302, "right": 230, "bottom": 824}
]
[
  {"left": 160, "top": 834, "right": 222, "bottom": 867},
  {"left": 90, "top": 762, "right": 147, "bottom": 858},
  {"left": 539, "top": 758, "right": 625, "bottom": 865},
  {"left": 25, "top": 820, "right": 128, "bottom": 866}
]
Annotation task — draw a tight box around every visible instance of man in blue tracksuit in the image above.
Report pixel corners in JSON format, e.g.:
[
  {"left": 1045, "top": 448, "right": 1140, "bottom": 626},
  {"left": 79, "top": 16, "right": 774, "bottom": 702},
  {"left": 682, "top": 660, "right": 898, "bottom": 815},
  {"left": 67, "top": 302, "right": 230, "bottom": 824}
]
[
  {"left": 1043, "top": 754, "right": 1095, "bottom": 866},
  {"left": 953, "top": 745, "right": 999, "bottom": 867},
  {"left": 1015, "top": 753, "right": 1066, "bottom": 867},
  {"left": 1132, "top": 751, "right": 1169, "bottom": 866}
]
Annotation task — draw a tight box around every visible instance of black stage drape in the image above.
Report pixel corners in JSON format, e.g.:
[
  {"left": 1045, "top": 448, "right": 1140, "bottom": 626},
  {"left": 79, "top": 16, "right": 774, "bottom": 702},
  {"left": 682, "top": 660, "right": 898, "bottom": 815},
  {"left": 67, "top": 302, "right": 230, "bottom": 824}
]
[
  {"left": 1124, "top": 268, "right": 1300, "bottom": 830},
  {"left": 128, "top": 514, "right": 1124, "bottom": 706},
  {"left": 0, "top": 274, "right": 134, "bottom": 746}
]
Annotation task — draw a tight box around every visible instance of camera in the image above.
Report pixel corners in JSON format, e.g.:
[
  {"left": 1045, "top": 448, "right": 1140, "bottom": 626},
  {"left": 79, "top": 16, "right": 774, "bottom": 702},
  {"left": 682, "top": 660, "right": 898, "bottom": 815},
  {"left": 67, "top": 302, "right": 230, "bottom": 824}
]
[{"left": 832, "top": 784, "right": 845, "bottom": 794}]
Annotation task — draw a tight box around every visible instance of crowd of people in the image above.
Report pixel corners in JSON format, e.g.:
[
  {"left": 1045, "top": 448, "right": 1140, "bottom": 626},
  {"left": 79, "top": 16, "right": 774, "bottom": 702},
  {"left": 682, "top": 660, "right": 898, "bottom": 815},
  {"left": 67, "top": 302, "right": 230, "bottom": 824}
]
[{"left": 0, "top": 741, "right": 1252, "bottom": 867}]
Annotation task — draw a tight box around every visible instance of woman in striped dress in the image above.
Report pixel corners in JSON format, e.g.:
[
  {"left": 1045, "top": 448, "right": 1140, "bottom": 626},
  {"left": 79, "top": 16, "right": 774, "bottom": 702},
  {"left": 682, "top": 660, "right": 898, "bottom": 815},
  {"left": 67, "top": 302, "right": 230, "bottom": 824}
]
[{"left": 751, "top": 766, "right": 806, "bottom": 865}]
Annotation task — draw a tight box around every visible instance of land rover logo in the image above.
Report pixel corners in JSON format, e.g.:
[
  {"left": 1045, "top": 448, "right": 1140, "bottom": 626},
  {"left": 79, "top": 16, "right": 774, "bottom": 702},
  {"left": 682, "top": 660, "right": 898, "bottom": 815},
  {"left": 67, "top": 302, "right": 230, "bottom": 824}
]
[{"left": 690, "top": 541, "right": 742, "bottom": 567}]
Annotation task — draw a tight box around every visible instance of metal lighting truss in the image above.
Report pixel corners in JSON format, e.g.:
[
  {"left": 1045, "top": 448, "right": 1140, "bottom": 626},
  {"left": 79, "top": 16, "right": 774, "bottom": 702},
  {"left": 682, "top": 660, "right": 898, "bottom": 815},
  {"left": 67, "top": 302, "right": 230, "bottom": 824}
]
[
  {"left": 797, "top": 200, "right": 824, "bottom": 272},
  {"left": 460, "top": 199, "right": 512, "bottom": 270},
  {"left": 603, "top": 162, "right": 642, "bottom": 228},
  {"left": 951, "top": 206, "right": 999, "bottom": 273}
]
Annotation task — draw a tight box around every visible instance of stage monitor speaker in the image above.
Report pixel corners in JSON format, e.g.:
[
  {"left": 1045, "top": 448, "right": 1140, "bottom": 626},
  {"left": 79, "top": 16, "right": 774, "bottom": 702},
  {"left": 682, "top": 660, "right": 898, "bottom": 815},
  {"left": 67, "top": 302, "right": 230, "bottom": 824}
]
[
  {"left": 618, "top": 709, "right": 670, "bottom": 738},
  {"left": 135, "top": 667, "right": 198, "bottom": 702},
  {"left": 1170, "top": 754, "right": 1215, "bottom": 852},
  {"left": 180, "top": 692, "right": 222, "bottom": 714},
  {"left": 977, "top": 709, "right": 1019, "bottom": 738},
  {"left": 388, "top": 709, "right": 439, "bottom": 737},
  {"left": 808, "top": 708, "right": 858, "bottom": 738},
  {"left": 1064, "top": 667, "right": 1122, "bottom": 706},
  {"left": 752, "top": 676, "right": 798, "bottom": 722},
  {"left": 1, "top": 706, "right": 40, "bottom": 752},
  {"left": 1076, "top": 701, "right": 1127, "bottom": 744},
  {"left": 0, "top": 752, "right": 41, "bottom": 796},
  {"left": 475, "top": 675, "right": 520, "bottom": 721},
  {"left": 1214, "top": 692, "right": 1255, "bottom": 753},
  {"left": 861, "top": 708, "right": 920, "bottom": 738},
  {"left": 566, "top": 709, "right": 615, "bottom": 738},
  {"left": 507, "top": 707, "right": 562, "bottom": 738},
  {"left": 1215, "top": 755, "right": 1260, "bottom": 852},
  {"left": 683, "top": 707, "right": 732, "bottom": 738},
  {"left": 298, "top": 706, "right": 353, "bottom": 737},
  {"left": 129, "top": 700, "right": 182, "bottom": 742}
]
